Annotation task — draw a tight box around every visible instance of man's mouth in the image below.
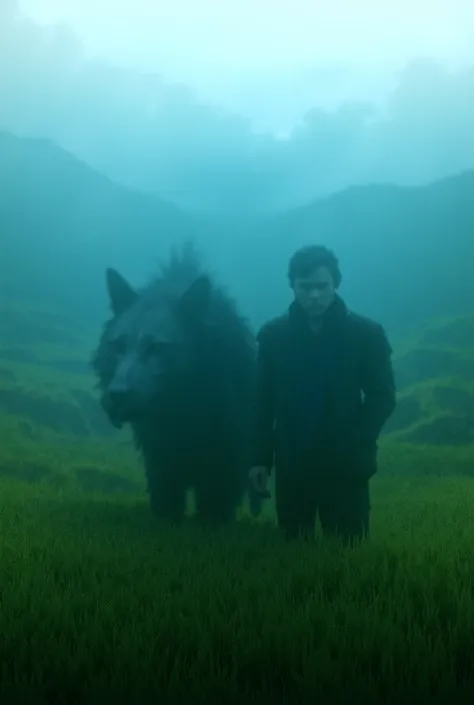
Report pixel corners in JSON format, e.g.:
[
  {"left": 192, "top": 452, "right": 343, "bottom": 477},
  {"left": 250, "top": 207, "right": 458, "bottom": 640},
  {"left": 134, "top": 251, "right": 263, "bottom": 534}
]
[{"left": 308, "top": 304, "right": 324, "bottom": 314}]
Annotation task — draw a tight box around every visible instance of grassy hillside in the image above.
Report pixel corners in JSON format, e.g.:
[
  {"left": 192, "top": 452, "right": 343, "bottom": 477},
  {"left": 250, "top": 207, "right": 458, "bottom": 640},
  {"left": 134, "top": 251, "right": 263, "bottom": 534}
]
[
  {"left": 0, "top": 297, "right": 143, "bottom": 495},
  {"left": 386, "top": 314, "right": 474, "bottom": 444},
  {"left": 381, "top": 313, "right": 474, "bottom": 479},
  {"left": 3, "top": 474, "right": 474, "bottom": 703},
  {"left": 1, "top": 129, "right": 473, "bottom": 495},
  {"left": 2, "top": 131, "right": 474, "bottom": 703},
  {"left": 1, "top": 303, "right": 473, "bottom": 703},
  {"left": 1, "top": 296, "right": 473, "bottom": 496}
]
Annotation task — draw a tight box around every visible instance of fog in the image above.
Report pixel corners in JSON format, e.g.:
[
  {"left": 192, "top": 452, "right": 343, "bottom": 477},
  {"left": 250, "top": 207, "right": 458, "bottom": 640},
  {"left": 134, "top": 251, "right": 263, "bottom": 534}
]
[{"left": 1, "top": 0, "right": 473, "bottom": 213}]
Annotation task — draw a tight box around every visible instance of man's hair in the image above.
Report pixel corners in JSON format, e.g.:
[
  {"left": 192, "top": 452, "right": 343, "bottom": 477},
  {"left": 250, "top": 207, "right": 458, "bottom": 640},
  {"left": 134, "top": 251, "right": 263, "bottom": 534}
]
[{"left": 288, "top": 245, "right": 342, "bottom": 288}]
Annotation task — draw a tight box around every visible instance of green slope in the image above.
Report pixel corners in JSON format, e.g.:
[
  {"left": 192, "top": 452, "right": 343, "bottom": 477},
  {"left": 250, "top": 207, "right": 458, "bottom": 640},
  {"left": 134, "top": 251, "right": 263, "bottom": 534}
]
[{"left": 1, "top": 130, "right": 473, "bottom": 494}]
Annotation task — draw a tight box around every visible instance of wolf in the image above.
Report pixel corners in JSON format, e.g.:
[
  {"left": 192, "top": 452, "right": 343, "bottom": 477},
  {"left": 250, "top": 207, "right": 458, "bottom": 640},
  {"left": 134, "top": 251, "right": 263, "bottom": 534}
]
[{"left": 91, "top": 245, "right": 262, "bottom": 524}]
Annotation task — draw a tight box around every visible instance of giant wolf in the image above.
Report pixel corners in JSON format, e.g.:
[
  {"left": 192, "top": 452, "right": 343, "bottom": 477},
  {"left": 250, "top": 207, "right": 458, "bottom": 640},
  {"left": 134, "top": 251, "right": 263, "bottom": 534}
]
[{"left": 91, "top": 245, "right": 262, "bottom": 523}]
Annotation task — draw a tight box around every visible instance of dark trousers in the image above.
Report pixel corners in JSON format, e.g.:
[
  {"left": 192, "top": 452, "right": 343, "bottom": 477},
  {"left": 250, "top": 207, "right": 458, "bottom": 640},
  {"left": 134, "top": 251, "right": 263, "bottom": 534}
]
[{"left": 274, "top": 466, "right": 371, "bottom": 544}]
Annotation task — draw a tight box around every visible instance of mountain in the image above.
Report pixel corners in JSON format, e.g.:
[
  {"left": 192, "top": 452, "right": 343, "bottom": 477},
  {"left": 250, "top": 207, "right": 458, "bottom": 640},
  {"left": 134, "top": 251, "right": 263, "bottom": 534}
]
[
  {"left": 1, "top": 301, "right": 473, "bottom": 494},
  {"left": 1, "top": 130, "right": 474, "bottom": 493},
  {"left": 234, "top": 172, "right": 474, "bottom": 337},
  {"left": 2, "top": 130, "right": 473, "bottom": 337},
  {"left": 0, "top": 131, "right": 203, "bottom": 323}
]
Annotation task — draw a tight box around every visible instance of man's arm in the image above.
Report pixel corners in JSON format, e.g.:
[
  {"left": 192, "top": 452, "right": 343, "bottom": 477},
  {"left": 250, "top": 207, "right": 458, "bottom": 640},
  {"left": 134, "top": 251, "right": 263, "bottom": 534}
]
[
  {"left": 249, "top": 325, "right": 276, "bottom": 472},
  {"left": 357, "top": 323, "right": 397, "bottom": 446}
]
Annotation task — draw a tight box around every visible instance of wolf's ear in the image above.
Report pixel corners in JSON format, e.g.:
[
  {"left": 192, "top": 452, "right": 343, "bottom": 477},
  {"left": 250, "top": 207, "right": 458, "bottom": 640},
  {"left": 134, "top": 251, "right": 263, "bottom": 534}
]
[
  {"left": 178, "top": 275, "right": 211, "bottom": 324},
  {"left": 106, "top": 268, "right": 137, "bottom": 316}
]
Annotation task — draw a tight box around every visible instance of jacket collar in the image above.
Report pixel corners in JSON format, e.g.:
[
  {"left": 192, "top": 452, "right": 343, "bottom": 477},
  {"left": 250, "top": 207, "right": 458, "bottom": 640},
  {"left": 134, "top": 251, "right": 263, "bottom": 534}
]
[{"left": 288, "top": 294, "right": 349, "bottom": 334}]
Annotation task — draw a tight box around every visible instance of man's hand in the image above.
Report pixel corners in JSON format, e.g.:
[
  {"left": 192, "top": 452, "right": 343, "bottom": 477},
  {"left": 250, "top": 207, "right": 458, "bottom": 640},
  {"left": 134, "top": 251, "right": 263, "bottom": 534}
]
[{"left": 249, "top": 465, "right": 271, "bottom": 498}]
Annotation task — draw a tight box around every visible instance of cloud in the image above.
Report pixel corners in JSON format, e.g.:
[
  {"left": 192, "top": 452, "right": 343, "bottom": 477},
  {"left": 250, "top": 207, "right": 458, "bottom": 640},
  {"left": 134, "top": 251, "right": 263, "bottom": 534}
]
[{"left": 2, "top": 3, "right": 474, "bottom": 213}]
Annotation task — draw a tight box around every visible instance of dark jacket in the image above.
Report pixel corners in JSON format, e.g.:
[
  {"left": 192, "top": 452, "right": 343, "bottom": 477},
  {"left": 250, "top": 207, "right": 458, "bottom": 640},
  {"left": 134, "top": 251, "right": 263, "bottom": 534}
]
[{"left": 250, "top": 296, "right": 396, "bottom": 481}]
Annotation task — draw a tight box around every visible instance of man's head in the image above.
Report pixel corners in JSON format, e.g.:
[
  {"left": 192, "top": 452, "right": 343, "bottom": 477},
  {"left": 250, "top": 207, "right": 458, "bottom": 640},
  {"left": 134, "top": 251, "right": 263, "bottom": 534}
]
[{"left": 288, "top": 245, "right": 341, "bottom": 319}]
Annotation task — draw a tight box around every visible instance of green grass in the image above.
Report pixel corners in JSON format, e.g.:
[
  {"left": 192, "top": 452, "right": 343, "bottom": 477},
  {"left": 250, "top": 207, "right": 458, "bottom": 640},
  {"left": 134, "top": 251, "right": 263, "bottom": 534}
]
[
  {"left": 1, "top": 308, "right": 474, "bottom": 702},
  {"left": 2, "top": 475, "right": 474, "bottom": 704}
]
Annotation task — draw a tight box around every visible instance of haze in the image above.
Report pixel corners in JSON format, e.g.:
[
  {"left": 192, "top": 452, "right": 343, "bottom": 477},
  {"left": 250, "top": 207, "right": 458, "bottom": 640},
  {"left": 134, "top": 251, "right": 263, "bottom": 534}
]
[{"left": 2, "top": 0, "right": 474, "bottom": 212}]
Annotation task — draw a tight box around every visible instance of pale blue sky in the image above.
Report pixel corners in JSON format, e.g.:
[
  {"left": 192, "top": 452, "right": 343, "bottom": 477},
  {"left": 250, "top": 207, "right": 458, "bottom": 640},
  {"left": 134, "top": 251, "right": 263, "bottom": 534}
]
[
  {"left": 18, "top": 0, "right": 474, "bottom": 133},
  {"left": 3, "top": 0, "right": 473, "bottom": 211}
]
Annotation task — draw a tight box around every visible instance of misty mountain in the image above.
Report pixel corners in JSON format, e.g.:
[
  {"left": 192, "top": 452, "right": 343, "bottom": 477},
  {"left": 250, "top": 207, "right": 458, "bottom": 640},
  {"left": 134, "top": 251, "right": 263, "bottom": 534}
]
[
  {"left": 1, "top": 130, "right": 473, "bottom": 339},
  {"left": 2, "top": 6, "right": 474, "bottom": 213},
  {"left": 0, "top": 131, "right": 198, "bottom": 321},
  {"left": 236, "top": 172, "right": 474, "bottom": 335}
]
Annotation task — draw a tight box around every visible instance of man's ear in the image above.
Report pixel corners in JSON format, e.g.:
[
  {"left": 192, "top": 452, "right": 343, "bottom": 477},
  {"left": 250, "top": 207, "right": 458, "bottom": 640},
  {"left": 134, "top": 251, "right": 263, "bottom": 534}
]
[{"left": 106, "top": 268, "right": 137, "bottom": 316}]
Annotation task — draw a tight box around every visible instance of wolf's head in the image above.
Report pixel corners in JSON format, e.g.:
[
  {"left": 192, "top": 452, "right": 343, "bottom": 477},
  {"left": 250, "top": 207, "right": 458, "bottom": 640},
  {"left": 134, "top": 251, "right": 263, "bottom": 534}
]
[{"left": 97, "top": 267, "right": 211, "bottom": 427}]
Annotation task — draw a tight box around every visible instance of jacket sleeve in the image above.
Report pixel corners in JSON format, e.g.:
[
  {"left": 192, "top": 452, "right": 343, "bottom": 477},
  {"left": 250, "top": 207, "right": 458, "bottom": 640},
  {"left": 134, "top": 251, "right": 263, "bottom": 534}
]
[
  {"left": 249, "top": 325, "right": 276, "bottom": 472},
  {"left": 356, "top": 324, "right": 396, "bottom": 446}
]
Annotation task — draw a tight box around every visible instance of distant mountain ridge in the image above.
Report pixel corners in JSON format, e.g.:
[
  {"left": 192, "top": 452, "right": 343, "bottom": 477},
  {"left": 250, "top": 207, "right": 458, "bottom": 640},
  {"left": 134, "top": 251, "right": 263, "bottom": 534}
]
[
  {"left": 1, "top": 130, "right": 473, "bottom": 336},
  {"left": 236, "top": 167, "right": 474, "bottom": 335},
  {"left": 1, "top": 131, "right": 473, "bottom": 492}
]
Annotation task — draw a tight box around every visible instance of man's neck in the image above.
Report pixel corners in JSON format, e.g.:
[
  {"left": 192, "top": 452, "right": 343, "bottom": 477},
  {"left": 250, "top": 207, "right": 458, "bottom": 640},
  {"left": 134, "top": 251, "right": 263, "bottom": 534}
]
[{"left": 308, "top": 316, "right": 323, "bottom": 334}]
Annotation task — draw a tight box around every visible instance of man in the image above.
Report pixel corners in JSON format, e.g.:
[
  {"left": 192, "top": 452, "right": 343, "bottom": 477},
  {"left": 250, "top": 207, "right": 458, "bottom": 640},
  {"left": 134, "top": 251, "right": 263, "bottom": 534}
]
[{"left": 249, "top": 245, "right": 396, "bottom": 543}]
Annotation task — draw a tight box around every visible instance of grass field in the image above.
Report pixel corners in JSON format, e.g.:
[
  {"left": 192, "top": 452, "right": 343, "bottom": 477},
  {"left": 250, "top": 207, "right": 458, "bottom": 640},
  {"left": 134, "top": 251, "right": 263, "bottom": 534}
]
[
  {"left": 1, "top": 306, "right": 474, "bottom": 702},
  {"left": 2, "top": 472, "right": 474, "bottom": 704}
]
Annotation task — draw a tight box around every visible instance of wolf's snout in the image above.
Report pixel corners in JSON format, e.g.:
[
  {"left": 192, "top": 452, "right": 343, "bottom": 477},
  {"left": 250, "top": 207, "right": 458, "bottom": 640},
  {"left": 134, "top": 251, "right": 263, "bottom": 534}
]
[
  {"left": 101, "top": 388, "right": 135, "bottom": 426},
  {"left": 107, "top": 388, "right": 130, "bottom": 410}
]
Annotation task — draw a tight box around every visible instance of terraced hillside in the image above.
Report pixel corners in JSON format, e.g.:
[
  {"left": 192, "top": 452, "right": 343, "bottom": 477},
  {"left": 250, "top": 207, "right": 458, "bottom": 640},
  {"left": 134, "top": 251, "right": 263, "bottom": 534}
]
[
  {"left": 0, "top": 296, "right": 143, "bottom": 495},
  {"left": 387, "top": 315, "right": 474, "bottom": 446}
]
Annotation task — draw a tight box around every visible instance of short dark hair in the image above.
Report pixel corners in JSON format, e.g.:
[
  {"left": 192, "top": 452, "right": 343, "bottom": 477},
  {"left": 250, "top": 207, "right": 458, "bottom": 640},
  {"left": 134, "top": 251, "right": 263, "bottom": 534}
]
[{"left": 288, "top": 245, "right": 342, "bottom": 288}]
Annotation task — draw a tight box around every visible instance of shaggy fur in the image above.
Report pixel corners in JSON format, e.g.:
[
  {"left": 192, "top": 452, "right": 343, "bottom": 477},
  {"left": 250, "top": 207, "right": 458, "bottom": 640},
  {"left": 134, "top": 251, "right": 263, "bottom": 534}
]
[{"left": 91, "top": 244, "right": 262, "bottom": 523}]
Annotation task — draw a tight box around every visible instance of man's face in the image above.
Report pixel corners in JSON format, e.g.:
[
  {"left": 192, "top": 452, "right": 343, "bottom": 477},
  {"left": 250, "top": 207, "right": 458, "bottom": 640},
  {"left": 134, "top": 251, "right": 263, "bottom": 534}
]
[{"left": 292, "top": 266, "right": 336, "bottom": 318}]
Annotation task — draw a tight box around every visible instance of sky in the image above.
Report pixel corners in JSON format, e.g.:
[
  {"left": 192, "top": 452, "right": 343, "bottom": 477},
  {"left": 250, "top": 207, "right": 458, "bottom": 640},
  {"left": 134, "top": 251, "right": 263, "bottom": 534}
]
[
  {"left": 1, "top": 0, "right": 474, "bottom": 212},
  {"left": 18, "top": 0, "right": 474, "bottom": 134}
]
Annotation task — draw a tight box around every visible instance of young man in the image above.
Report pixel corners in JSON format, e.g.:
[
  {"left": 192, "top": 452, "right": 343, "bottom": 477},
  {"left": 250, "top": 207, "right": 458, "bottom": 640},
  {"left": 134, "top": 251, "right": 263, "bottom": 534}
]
[{"left": 249, "top": 245, "right": 396, "bottom": 543}]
